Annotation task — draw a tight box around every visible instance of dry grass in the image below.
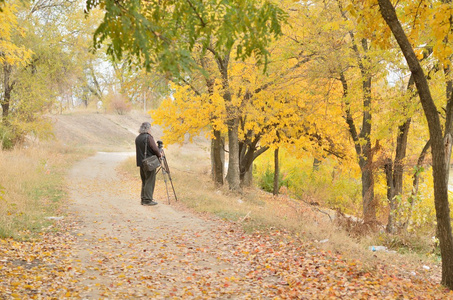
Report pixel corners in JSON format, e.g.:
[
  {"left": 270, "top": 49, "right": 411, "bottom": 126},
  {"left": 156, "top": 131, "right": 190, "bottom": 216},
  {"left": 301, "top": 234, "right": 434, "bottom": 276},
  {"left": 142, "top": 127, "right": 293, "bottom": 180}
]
[{"left": 0, "top": 141, "right": 92, "bottom": 239}]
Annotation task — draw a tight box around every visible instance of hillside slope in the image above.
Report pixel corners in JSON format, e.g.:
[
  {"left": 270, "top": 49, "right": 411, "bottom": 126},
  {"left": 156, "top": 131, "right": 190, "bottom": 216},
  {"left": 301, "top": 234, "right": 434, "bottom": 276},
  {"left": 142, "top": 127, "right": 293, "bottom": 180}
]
[{"left": 50, "top": 110, "right": 162, "bottom": 152}]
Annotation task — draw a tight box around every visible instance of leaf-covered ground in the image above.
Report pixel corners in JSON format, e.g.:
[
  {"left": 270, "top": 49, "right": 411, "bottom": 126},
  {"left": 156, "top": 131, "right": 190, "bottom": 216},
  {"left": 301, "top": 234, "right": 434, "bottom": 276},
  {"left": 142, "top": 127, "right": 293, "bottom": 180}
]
[
  {"left": 1, "top": 151, "right": 452, "bottom": 299},
  {"left": 1, "top": 221, "right": 451, "bottom": 299}
]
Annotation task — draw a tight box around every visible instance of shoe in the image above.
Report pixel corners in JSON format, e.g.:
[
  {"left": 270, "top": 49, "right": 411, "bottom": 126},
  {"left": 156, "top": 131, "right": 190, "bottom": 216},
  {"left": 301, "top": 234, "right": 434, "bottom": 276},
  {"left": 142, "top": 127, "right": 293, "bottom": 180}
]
[{"left": 142, "top": 201, "right": 158, "bottom": 206}]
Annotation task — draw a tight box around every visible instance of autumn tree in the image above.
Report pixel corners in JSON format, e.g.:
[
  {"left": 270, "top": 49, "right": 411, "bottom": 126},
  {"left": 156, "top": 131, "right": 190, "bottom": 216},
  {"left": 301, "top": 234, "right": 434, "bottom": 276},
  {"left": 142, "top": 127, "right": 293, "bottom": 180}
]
[
  {"left": 0, "top": 2, "right": 32, "bottom": 123},
  {"left": 151, "top": 0, "right": 358, "bottom": 192},
  {"left": 85, "top": 0, "right": 285, "bottom": 192},
  {"left": 277, "top": 0, "right": 383, "bottom": 223},
  {"left": 153, "top": 45, "right": 350, "bottom": 193},
  {"left": 275, "top": 0, "right": 432, "bottom": 230},
  {"left": 358, "top": 0, "right": 453, "bottom": 289},
  {"left": 1, "top": 0, "right": 109, "bottom": 145}
]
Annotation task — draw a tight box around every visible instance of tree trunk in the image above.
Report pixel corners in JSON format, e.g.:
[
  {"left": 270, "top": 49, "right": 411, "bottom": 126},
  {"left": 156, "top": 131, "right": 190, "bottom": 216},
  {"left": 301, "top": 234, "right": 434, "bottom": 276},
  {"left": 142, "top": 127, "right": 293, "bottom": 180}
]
[
  {"left": 225, "top": 117, "right": 241, "bottom": 191},
  {"left": 273, "top": 148, "right": 279, "bottom": 195},
  {"left": 378, "top": 0, "right": 453, "bottom": 288},
  {"left": 214, "top": 52, "right": 241, "bottom": 192},
  {"left": 389, "top": 74, "right": 415, "bottom": 224},
  {"left": 1, "top": 64, "right": 14, "bottom": 123},
  {"left": 211, "top": 130, "right": 224, "bottom": 186},
  {"left": 238, "top": 130, "right": 268, "bottom": 187},
  {"left": 359, "top": 51, "right": 375, "bottom": 224},
  {"left": 242, "top": 163, "right": 253, "bottom": 187},
  {"left": 340, "top": 70, "right": 376, "bottom": 224},
  {"left": 393, "top": 119, "right": 410, "bottom": 198},
  {"left": 386, "top": 118, "right": 411, "bottom": 233},
  {"left": 384, "top": 158, "right": 396, "bottom": 233},
  {"left": 360, "top": 154, "right": 375, "bottom": 224},
  {"left": 239, "top": 145, "right": 268, "bottom": 186},
  {"left": 339, "top": 21, "right": 376, "bottom": 223},
  {"left": 386, "top": 74, "right": 414, "bottom": 233},
  {"left": 201, "top": 64, "right": 224, "bottom": 187},
  {"left": 222, "top": 68, "right": 240, "bottom": 191},
  {"left": 238, "top": 140, "right": 254, "bottom": 187}
]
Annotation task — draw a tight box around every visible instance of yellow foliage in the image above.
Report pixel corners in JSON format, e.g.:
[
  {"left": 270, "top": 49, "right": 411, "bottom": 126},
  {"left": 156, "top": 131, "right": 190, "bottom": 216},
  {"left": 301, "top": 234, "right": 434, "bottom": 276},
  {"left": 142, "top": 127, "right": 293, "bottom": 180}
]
[
  {"left": 151, "top": 84, "right": 227, "bottom": 144},
  {"left": 0, "top": 2, "right": 32, "bottom": 66}
]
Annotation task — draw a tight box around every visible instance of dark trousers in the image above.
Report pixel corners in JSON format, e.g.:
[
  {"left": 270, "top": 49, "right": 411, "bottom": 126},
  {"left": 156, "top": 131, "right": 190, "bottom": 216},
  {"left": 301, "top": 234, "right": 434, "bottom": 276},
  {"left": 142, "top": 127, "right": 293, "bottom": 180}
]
[{"left": 140, "top": 166, "right": 157, "bottom": 203}]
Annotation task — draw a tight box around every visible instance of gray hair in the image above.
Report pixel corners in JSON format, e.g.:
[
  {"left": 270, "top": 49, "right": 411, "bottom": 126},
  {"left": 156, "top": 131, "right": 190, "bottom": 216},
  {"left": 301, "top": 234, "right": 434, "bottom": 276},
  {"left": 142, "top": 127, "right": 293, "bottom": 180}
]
[{"left": 139, "top": 122, "right": 151, "bottom": 133}]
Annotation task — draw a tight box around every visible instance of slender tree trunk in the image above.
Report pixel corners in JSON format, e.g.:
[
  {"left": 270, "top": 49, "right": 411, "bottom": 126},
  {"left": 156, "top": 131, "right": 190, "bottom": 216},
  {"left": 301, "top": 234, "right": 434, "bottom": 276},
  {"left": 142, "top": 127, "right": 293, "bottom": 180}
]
[
  {"left": 238, "top": 129, "right": 268, "bottom": 186},
  {"left": 239, "top": 145, "right": 269, "bottom": 186},
  {"left": 239, "top": 143, "right": 254, "bottom": 187},
  {"left": 1, "top": 64, "right": 14, "bottom": 123},
  {"left": 226, "top": 116, "right": 241, "bottom": 191},
  {"left": 393, "top": 119, "right": 410, "bottom": 198},
  {"left": 340, "top": 71, "right": 376, "bottom": 224},
  {"left": 220, "top": 66, "right": 240, "bottom": 191},
  {"left": 386, "top": 118, "right": 411, "bottom": 233},
  {"left": 242, "top": 164, "right": 253, "bottom": 187},
  {"left": 384, "top": 157, "right": 396, "bottom": 233},
  {"left": 378, "top": 0, "right": 453, "bottom": 288},
  {"left": 360, "top": 154, "right": 375, "bottom": 224},
  {"left": 201, "top": 57, "right": 225, "bottom": 187},
  {"left": 338, "top": 15, "right": 377, "bottom": 222},
  {"left": 273, "top": 148, "right": 279, "bottom": 195},
  {"left": 212, "top": 52, "right": 241, "bottom": 192},
  {"left": 386, "top": 74, "right": 415, "bottom": 233},
  {"left": 211, "top": 130, "right": 224, "bottom": 186},
  {"left": 359, "top": 57, "right": 375, "bottom": 224},
  {"left": 338, "top": 3, "right": 377, "bottom": 223}
]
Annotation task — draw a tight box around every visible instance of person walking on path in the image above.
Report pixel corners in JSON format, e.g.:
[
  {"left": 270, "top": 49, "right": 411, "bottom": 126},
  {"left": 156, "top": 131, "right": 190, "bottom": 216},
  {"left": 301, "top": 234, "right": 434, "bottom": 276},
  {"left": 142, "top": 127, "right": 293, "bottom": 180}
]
[{"left": 135, "top": 122, "right": 162, "bottom": 206}]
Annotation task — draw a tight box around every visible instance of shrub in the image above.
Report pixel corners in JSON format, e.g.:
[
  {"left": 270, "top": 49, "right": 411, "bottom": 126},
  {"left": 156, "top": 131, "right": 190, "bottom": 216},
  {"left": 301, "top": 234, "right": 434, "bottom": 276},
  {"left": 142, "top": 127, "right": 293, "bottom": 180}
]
[
  {"left": 257, "top": 167, "right": 289, "bottom": 193},
  {"left": 372, "top": 231, "right": 436, "bottom": 255},
  {"left": 108, "top": 94, "right": 132, "bottom": 115},
  {"left": 253, "top": 148, "right": 361, "bottom": 214},
  {"left": 0, "top": 125, "right": 14, "bottom": 150}
]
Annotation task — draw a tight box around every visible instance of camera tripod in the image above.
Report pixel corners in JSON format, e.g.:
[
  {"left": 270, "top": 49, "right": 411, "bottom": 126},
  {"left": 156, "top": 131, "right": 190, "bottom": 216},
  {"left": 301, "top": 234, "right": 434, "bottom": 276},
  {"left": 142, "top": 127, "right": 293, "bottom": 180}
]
[{"left": 157, "top": 141, "right": 178, "bottom": 204}]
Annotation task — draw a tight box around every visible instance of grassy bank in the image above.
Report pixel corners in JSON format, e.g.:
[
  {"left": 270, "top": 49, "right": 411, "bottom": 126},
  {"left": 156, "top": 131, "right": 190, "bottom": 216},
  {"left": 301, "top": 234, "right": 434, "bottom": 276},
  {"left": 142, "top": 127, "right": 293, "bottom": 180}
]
[{"left": 0, "top": 142, "right": 91, "bottom": 240}]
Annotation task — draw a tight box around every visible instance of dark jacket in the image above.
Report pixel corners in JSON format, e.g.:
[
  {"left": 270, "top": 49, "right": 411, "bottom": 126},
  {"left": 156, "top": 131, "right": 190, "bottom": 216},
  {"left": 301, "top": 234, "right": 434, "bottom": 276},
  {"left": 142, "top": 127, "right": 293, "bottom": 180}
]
[{"left": 135, "top": 133, "right": 161, "bottom": 167}]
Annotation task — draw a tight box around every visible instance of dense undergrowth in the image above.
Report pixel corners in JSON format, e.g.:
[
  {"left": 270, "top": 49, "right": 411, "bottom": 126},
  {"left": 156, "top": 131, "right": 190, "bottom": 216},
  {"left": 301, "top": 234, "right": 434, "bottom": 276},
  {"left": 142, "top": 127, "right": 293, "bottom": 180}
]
[{"left": 252, "top": 148, "right": 441, "bottom": 258}]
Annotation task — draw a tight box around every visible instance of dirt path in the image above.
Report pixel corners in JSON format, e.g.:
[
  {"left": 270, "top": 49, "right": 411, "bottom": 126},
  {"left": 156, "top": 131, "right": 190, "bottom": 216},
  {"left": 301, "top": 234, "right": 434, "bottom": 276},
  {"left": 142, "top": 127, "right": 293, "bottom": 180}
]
[{"left": 66, "top": 151, "right": 278, "bottom": 298}]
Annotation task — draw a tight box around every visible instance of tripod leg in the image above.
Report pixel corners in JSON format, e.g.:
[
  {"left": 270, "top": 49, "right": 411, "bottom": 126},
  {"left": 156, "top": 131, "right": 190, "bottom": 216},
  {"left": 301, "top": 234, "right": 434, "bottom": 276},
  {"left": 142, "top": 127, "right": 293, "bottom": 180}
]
[
  {"left": 161, "top": 155, "right": 178, "bottom": 201},
  {"left": 161, "top": 170, "right": 171, "bottom": 204},
  {"left": 169, "top": 177, "right": 178, "bottom": 201}
]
